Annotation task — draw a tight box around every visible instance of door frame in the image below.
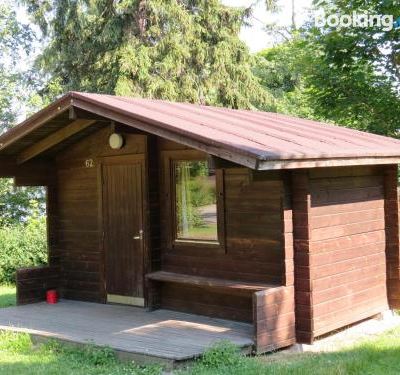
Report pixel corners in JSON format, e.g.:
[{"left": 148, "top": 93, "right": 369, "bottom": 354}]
[{"left": 97, "top": 153, "right": 148, "bottom": 306}]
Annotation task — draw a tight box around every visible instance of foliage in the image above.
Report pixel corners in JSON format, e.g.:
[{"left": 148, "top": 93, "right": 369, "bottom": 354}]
[
  {"left": 254, "top": 40, "right": 314, "bottom": 119},
  {"left": 176, "top": 161, "right": 216, "bottom": 237},
  {"left": 255, "top": 1, "right": 400, "bottom": 137},
  {"left": 0, "top": 213, "right": 48, "bottom": 284},
  {"left": 0, "top": 3, "right": 44, "bottom": 233},
  {"left": 193, "top": 341, "right": 243, "bottom": 369},
  {"left": 0, "top": 179, "right": 46, "bottom": 226},
  {"left": 23, "top": 0, "right": 272, "bottom": 110},
  {"left": 0, "top": 1, "right": 34, "bottom": 132},
  {"left": 0, "top": 332, "right": 32, "bottom": 353},
  {"left": 0, "top": 331, "right": 162, "bottom": 375},
  {"left": 313, "top": 0, "right": 400, "bottom": 91}
]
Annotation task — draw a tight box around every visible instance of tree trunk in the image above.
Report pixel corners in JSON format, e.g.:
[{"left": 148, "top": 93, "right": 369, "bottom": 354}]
[{"left": 137, "top": 0, "right": 147, "bottom": 38}]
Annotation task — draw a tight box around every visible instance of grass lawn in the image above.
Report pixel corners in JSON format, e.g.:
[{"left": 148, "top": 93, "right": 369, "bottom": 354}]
[
  {"left": 0, "top": 284, "right": 399, "bottom": 374},
  {"left": 181, "top": 331, "right": 400, "bottom": 374},
  {"left": 178, "top": 225, "right": 218, "bottom": 240},
  {"left": 0, "top": 284, "right": 16, "bottom": 308},
  {"left": 0, "top": 332, "right": 162, "bottom": 375}
]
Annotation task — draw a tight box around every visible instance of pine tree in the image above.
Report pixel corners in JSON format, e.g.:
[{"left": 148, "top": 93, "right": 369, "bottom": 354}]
[{"left": 25, "top": 0, "right": 272, "bottom": 109}]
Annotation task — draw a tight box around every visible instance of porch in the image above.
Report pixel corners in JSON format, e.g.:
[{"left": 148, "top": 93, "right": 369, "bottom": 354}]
[{"left": 0, "top": 300, "right": 254, "bottom": 366}]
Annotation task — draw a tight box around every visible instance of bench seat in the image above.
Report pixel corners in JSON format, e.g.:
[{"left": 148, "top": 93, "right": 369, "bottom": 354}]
[{"left": 146, "top": 271, "right": 275, "bottom": 292}]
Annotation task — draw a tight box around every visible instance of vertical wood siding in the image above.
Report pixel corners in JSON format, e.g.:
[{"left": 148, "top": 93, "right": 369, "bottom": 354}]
[{"left": 103, "top": 162, "right": 143, "bottom": 298}]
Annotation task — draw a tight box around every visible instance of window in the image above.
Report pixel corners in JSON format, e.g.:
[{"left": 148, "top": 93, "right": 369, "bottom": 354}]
[{"left": 174, "top": 160, "right": 218, "bottom": 242}]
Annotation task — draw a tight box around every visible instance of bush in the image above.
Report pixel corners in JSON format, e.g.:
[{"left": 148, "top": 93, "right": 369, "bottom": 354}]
[
  {"left": 0, "top": 214, "right": 47, "bottom": 283},
  {"left": 198, "top": 341, "right": 243, "bottom": 368}
]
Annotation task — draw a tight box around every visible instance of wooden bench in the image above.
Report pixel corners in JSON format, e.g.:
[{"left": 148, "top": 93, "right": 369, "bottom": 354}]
[
  {"left": 146, "top": 271, "right": 296, "bottom": 353},
  {"left": 146, "top": 271, "right": 274, "bottom": 292}
]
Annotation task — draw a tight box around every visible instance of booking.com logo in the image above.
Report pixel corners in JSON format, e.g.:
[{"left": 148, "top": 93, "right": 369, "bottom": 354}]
[{"left": 315, "top": 11, "right": 400, "bottom": 32}]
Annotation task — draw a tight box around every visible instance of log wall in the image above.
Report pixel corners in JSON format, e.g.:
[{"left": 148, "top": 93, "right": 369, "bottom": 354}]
[
  {"left": 49, "top": 132, "right": 287, "bottom": 315},
  {"left": 293, "top": 166, "right": 391, "bottom": 343},
  {"left": 253, "top": 285, "right": 295, "bottom": 353},
  {"left": 159, "top": 141, "right": 286, "bottom": 322},
  {"left": 384, "top": 165, "right": 400, "bottom": 309},
  {"left": 16, "top": 266, "right": 61, "bottom": 305}
]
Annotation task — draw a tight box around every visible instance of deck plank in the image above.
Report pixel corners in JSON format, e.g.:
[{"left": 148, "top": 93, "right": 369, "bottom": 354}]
[{"left": 0, "top": 300, "right": 253, "bottom": 360}]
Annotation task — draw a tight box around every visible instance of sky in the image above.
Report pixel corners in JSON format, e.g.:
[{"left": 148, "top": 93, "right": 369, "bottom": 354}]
[{"left": 222, "top": 0, "right": 314, "bottom": 52}]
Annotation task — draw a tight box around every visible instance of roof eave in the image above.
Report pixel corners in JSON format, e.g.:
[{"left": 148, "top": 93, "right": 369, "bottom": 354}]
[
  {"left": 0, "top": 93, "right": 73, "bottom": 151},
  {"left": 256, "top": 156, "right": 400, "bottom": 170},
  {"left": 70, "top": 94, "right": 260, "bottom": 169}
]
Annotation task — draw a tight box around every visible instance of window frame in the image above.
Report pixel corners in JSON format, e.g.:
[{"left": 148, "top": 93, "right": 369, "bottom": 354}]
[{"left": 162, "top": 150, "right": 226, "bottom": 253}]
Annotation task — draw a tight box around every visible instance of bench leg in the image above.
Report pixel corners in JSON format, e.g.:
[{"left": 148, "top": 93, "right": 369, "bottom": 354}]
[{"left": 147, "top": 280, "right": 161, "bottom": 311}]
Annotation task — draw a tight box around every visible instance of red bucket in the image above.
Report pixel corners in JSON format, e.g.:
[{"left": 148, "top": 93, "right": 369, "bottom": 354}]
[{"left": 46, "top": 289, "right": 58, "bottom": 304}]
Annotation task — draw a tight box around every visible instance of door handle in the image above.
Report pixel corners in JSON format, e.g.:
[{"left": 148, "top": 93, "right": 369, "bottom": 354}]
[{"left": 133, "top": 230, "right": 143, "bottom": 240}]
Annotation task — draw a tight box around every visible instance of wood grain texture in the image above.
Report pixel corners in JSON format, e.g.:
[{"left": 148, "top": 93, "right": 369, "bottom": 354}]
[
  {"left": 0, "top": 300, "right": 253, "bottom": 361},
  {"left": 307, "top": 166, "right": 389, "bottom": 339},
  {"left": 55, "top": 126, "right": 147, "bottom": 302},
  {"left": 103, "top": 159, "right": 144, "bottom": 299},
  {"left": 384, "top": 165, "right": 400, "bottom": 309},
  {"left": 291, "top": 170, "right": 313, "bottom": 344},
  {"left": 16, "top": 266, "right": 61, "bottom": 305},
  {"left": 158, "top": 140, "right": 286, "bottom": 321},
  {"left": 253, "top": 285, "right": 295, "bottom": 353},
  {"left": 147, "top": 271, "right": 275, "bottom": 291},
  {"left": 17, "top": 119, "right": 97, "bottom": 164}
]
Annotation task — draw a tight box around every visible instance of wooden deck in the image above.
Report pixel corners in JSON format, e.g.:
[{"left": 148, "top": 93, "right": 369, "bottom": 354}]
[{"left": 0, "top": 300, "right": 253, "bottom": 365}]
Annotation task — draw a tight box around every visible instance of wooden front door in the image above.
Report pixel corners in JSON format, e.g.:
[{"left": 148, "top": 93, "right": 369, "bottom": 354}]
[{"left": 102, "top": 156, "right": 145, "bottom": 306}]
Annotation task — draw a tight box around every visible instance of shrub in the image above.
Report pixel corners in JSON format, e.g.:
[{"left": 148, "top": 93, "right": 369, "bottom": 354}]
[{"left": 0, "top": 214, "right": 47, "bottom": 283}]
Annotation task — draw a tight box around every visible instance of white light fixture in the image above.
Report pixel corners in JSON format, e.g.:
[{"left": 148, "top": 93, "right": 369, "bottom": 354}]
[{"left": 109, "top": 133, "right": 124, "bottom": 149}]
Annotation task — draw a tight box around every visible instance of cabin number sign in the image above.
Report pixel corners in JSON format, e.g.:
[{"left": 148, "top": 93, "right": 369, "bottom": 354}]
[{"left": 85, "top": 159, "right": 94, "bottom": 168}]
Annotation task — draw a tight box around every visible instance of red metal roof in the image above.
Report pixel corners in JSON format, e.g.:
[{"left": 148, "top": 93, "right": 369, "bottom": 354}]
[{"left": 1, "top": 91, "right": 400, "bottom": 170}]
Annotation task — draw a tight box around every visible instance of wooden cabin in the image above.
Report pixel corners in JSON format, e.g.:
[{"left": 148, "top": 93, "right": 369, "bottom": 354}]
[{"left": 2, "top": 92, "right": 400, "bottom": 354}]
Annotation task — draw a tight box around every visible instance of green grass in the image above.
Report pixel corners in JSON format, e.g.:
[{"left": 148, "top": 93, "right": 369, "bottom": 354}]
[
  {"left": 178, "top": 225, "right": 218, "bottom": 240},
  {"left": 0, "top": 332, "right": 162, "bottom": 375},
  {"left": 180, "top": 331, "right": 400, "bottom": 375},
  {"left": 0, "top": 284, "right": 16, "bottom": 307},
  {"left": 2, "top": 331, "right": 400, "bottom": 375}
]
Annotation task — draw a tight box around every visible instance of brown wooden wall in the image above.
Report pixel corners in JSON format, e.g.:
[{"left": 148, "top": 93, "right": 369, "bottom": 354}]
[
  {"left": 158, "top": 141, "right": 286, "bottom": 322},
  {"left": 46, "top": 131, "right": 287, "bottom": 316},
  {"left": 16, "top": 266, "right": 61, "bottom": 305},
  {"left": 384, "top": 165, "right": 400, "bottom": 309},
  {"left": 253, "top": 285, "right": 295, "bottom": 353},
  {"left": 293, "top": 166, "right": 390, "bottom": 342},
  {"left": 11, "top": 122, "right": 400, "bottom": 348}
]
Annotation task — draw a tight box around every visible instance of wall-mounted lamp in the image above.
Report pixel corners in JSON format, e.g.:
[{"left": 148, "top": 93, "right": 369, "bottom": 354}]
[{"left": 109, "top": 133, "right": 124, "bottom": 149}]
